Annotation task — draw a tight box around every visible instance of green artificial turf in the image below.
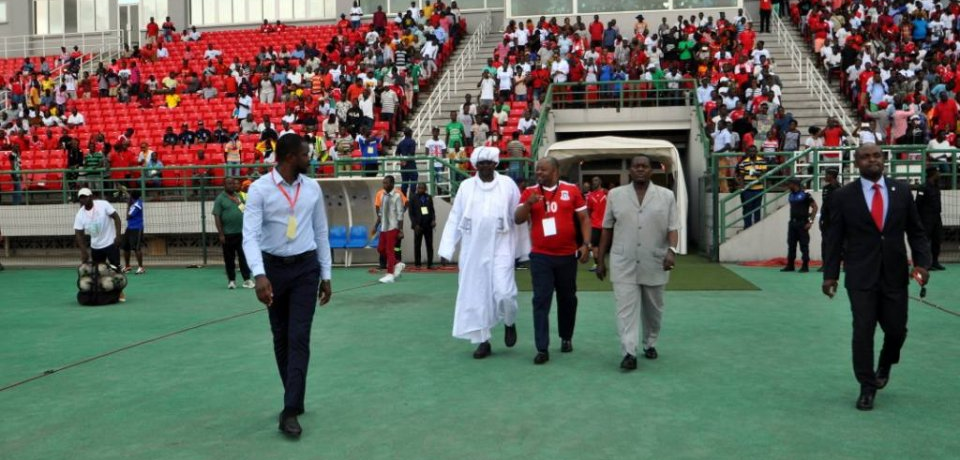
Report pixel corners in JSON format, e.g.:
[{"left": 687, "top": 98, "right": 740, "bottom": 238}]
[{"left": 515, "top": 255, "right": 759, "bottom": 291}]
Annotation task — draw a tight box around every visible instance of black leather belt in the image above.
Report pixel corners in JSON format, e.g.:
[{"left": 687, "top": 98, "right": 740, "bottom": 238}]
[{"left": 262, "top": 250, "right": 316, "bottom": 265}]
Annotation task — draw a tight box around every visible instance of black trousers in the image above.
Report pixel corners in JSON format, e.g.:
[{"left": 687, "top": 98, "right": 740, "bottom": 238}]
[
  {"left": 264, "top": 254, "right": 320, "bottom": 413},
  {"left": 847, "top": 286, "right": 908, "bottom": 390},
  {"left": 91, "top": 245, "right": 121, "bottom": 267},
  {"left": 760, "top": 10, "right": 772, "bottom": 32},
  {"left": 414, "top": 227, "right": 433, "bottom": 266},
  {"left": 921, "top": 216, "right": 942, "bottom": 265},
  {"left": 786, "top": 220, "right": 810, "bottom": 265},
  {"left": 530, "top": 253, "right": 578, "bottom": 352},
  {"left": 222, "top": 233, "right": 250, "bottom": 281}
]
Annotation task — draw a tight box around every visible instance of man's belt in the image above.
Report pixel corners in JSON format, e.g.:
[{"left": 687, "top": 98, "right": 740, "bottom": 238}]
[{"left": 262, "top": 250, "right": 316, "bottom": 265}]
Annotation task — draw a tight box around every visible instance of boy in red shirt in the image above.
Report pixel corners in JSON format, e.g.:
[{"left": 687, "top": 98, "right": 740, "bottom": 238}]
[{"left": 515, "top": 157, "right": 592, "bottom": 365}]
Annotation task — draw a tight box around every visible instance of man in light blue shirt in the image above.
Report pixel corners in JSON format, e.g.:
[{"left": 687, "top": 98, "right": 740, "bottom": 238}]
[{"left": 242, "top": 133, "right": 333, "bottom": 438}]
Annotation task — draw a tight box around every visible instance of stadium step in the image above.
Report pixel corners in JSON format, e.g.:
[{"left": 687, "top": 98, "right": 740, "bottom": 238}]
[
  {"left": 401, "top": 28, "right": 503, "bottom": 150},
  {"left": 757, "top": 29, "right": 859, "bottom": 141}
]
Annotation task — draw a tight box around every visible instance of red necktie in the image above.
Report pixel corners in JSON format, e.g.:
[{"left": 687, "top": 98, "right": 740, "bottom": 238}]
[{"left": 871, "top": 183, "right": 884, "bottom": 231}]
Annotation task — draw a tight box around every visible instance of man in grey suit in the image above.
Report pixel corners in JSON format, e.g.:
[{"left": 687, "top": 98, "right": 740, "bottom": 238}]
[{"left": 595, "top": 155, "right": 680, "bottom": 371}]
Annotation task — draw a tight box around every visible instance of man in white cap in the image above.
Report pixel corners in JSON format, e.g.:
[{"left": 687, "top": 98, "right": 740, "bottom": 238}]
[
  {"left": 439, "top": 147, "right": 524, "bottom": 359},
  {"left": 73, "top": 187, "right": 125, "bottom": 302}
]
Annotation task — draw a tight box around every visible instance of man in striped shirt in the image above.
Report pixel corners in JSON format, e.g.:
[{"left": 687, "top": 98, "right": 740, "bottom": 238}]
[{"left": 736, "top": 145, "right": 769, "bottom": 228}]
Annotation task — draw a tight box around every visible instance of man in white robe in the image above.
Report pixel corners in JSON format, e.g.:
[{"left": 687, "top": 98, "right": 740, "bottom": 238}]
[{"left": 438, "top": 147, "right": 523, "bottom": 359}]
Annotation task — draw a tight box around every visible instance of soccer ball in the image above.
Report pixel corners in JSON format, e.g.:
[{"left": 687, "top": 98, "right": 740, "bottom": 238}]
[
  {"left": 78, "top": 276, "right": 95, "bottom": 292},
  {"left": 78, "top": 263, "right": 94, "bottom": 277},
  {"left": 100, "top": 275, "right": 115, "bottom": 292},
  {"left": 112, "top": 273, "right": 128, "bottom": 291},
  {"left": 96, "top": 263, "right": 112, "bottom": 277}
]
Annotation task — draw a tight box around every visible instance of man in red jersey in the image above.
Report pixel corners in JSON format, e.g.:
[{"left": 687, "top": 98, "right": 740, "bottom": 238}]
[
  {"left": 515, "top": 157, "right": 592, "bottom": 365},
  {"left": 586, "top": 176, "right": 607, "bottom": 271}
]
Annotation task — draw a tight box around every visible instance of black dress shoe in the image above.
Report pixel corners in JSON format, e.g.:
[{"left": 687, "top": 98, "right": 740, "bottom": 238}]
[
  {"left": 932, "top": 263, "right": 946, "bottom": 271},
  {"left": 473, "top": 341, "right": 492, "bottom": 359},
  {"left": 560, "top": 340, "right": 573, "bottom": 353},
  {"left": 278, "top": 411, "right": 303, "bottom": 437},
  {"left": 856, "top": 388, "right": 876, "bottom": 411},
  {"left": 798, "top": 265, "right": 809, "bottom": 273},
  {"left": 875, "top": 366, "right": 891, "bottom": 390},
  {"left": 643, "top": 347, "right": 658, "bottom": 360},
  {"left": 780, "top": 266, "right": 795, "bottom": 272},
  {"left": 504, "top": 324, "right": 517, "bottom": 348},
  {"left": 620, "top": 354, "right": 637, "bottom": 370},
  {"left": 533, "top": 352, "right": 550, "bottom": 365},
  {"left": 817, "top": 267, "right": 824, "bottom": 272}
]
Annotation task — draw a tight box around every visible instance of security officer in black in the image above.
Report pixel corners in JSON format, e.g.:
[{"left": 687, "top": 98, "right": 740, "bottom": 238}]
[
  {"left": 817, "top": 168, "right": 841, "bottom": 272},
  {"left": 782, "top": 178, "right": 818, "bottom": 273},
  {"left": 916, "top": 166, "right": 945, "bottom": 270}
]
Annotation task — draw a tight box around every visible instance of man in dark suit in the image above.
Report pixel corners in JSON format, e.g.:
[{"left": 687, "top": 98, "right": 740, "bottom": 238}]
[
  {"left": 822, "top": 144, "right": 931, "bottom": 411},
  {"left": 409, "top": 183, "right": 436, "bottom": 269}
]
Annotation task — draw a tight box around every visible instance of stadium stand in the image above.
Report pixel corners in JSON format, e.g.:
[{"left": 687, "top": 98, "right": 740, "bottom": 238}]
[{"left": 1, "top": 8, "right": 464, "bottom": 192}]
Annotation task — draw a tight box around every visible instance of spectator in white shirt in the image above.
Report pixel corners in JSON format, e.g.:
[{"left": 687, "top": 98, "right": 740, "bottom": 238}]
[
  {"left": 517, "top": 110, "right": 536, "bottom": 134},
  {"left": 203, "top": 44, "right": 221, "bottom": 60},
  {"left": 66, "top": 107, "right": 86, "bottom": 127}
]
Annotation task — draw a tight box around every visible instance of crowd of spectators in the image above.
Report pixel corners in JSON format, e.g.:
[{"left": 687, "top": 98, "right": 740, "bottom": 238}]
[
  {"left": 1, "top": 2, "right": 467, "bottom": 196},
  {"left": 796, "top": 0, "right": 960, "bottom": 164}
]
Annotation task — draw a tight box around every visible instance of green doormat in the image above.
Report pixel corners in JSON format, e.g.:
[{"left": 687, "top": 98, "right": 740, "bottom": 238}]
[{"left": 516, "top": 255, "right": 759, "bottom": 291}]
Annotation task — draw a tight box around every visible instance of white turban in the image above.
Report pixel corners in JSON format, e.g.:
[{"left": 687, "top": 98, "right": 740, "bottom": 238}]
[{"left": 470, "top": 146, "right": 500, "bottom": 167}]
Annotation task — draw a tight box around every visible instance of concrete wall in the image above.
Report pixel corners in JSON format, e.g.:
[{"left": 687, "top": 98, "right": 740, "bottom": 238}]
[
  {"left": 686, "top": 108, "right": 708, "bottom": 251},
  {"left": 0, "top": 177, "right": 454, "bottom": 265},
  {"left": 500, "top": 6, "right": 744, "bottom": 32},
  {"left": 0, "top": 0, "right": 34, "bottom": 40},
  {"left": 718, "top": 190, "right": 960, "bottom": 262},
  {"left": 552, "top": 106, "right": 692, "bottom": 133}
]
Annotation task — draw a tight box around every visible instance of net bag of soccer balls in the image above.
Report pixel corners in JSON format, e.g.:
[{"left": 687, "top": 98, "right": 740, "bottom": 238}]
[{"left": 76, "top": 263, "right": 127, "bottom": 306}]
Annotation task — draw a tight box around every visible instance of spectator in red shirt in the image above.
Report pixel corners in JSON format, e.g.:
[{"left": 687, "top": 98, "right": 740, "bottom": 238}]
[
  {"left": 585, "top": 176, "right": 607, "bottom": 270},
  {"left": 821, "top": 117, "right": 847, "bottom": 147},
  {"left": 759, "top": 0, "right": 773, "bottom": 33},
  {"left": 738, "top": 22, "right": 756, "bottom": 52},
  {"left": 260, "top": 19, "right": 275, "bottom": 33},
  {"left": 514, "top": 157, "right": 592, "bottom": 365},
  {"left": 372, "top": 6, "right": 388, "bottom": 34},
  {"left": 589, "top": 15, "right": 605, "bottom": 49},
  {"left": 932, "top": 92, "right": 958, "bottom": 135},
  {"left": 145, "top": 17, "right": 160, "bottom": 45}
]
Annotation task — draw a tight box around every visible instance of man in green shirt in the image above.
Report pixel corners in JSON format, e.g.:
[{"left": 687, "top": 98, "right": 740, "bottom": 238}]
[
  {"left": 408, "top": 59, "right": 423, "bottom": 93},
  {"left": 212, "top": 177, "right": 253, "bottom": 289},
  {"left": 444, "top": 110, "right": 466, "bottom": 151},
  {"left": 82, "top": 149, "right": 105, "bottom": 195}
]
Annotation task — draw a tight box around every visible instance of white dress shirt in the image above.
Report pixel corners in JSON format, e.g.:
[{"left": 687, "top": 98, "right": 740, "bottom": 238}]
[
  {"left": 860, "top": 176, "right": 889, "bottom": 226},
  {"left": 243, "top": 169, "right": 333, "bottom": 280}
]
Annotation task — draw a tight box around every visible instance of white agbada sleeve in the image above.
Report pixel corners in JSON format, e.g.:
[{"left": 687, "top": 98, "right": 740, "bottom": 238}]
[{"left": 438, "top": 181, "right": 467, "bottom": 260}]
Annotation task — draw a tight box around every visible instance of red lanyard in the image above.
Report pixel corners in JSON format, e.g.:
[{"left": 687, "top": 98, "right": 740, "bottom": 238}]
[
  {"left": 539, "top": 184, "right": 559, "bottom": 215},
  {"left": 272, "top": 171, "right": 301, "bottom": 213}
]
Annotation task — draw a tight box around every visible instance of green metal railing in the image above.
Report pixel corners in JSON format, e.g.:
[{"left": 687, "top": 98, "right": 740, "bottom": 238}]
[
  {"left": 530, "top": 79, "right": 696, "bottom": 158},
  {"left": 0, "top": 155, "right": 536, "bottom": 205},
  {"left": 712, "top": 146, "right": 960, "bottom": 260}
]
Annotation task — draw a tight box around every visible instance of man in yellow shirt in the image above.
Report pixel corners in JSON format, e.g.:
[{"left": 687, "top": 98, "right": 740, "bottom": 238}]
[{"left": 164, "top": 93, "right": 181, "bottom": 109}]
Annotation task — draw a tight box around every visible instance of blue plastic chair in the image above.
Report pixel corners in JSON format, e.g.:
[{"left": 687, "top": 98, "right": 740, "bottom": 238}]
[
  {"left": 328, "top": 225, "right": 348, "bottom": 249},
  {"left": 345, "top": 225, "right": 369, "bottom": 249}
]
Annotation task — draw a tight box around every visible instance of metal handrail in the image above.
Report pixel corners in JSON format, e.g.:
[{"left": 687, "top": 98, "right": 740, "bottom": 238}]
[
  {"left": 0, "top": 155, "right": 536, "bottom": 205},
  {"left": 0, "top": 30, "right": 123, "bottom": 59},
  {"left": 771, "top": 13, "right": 856, "bottom": 137},
  {"left": 713, "top": 146, "right": 959, "bottom": 243},
  {"left": 410, "top": 12, "right": 491, "bottom": 145},
  {"left": 530, "top": 79, "right": 697, "bottom": 158}
]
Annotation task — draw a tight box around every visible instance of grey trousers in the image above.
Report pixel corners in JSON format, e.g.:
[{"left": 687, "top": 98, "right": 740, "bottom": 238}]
[{"left": 612, "top": 283, "right": 665, "bottom": 356}]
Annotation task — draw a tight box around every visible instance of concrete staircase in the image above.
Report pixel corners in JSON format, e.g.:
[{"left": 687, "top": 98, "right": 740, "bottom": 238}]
[
  {"left": 758, "top": 28, "right": 859, "bottom": 140},
  {"left": 403, "top": 33, "right": 502, "bottom": 148}
]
